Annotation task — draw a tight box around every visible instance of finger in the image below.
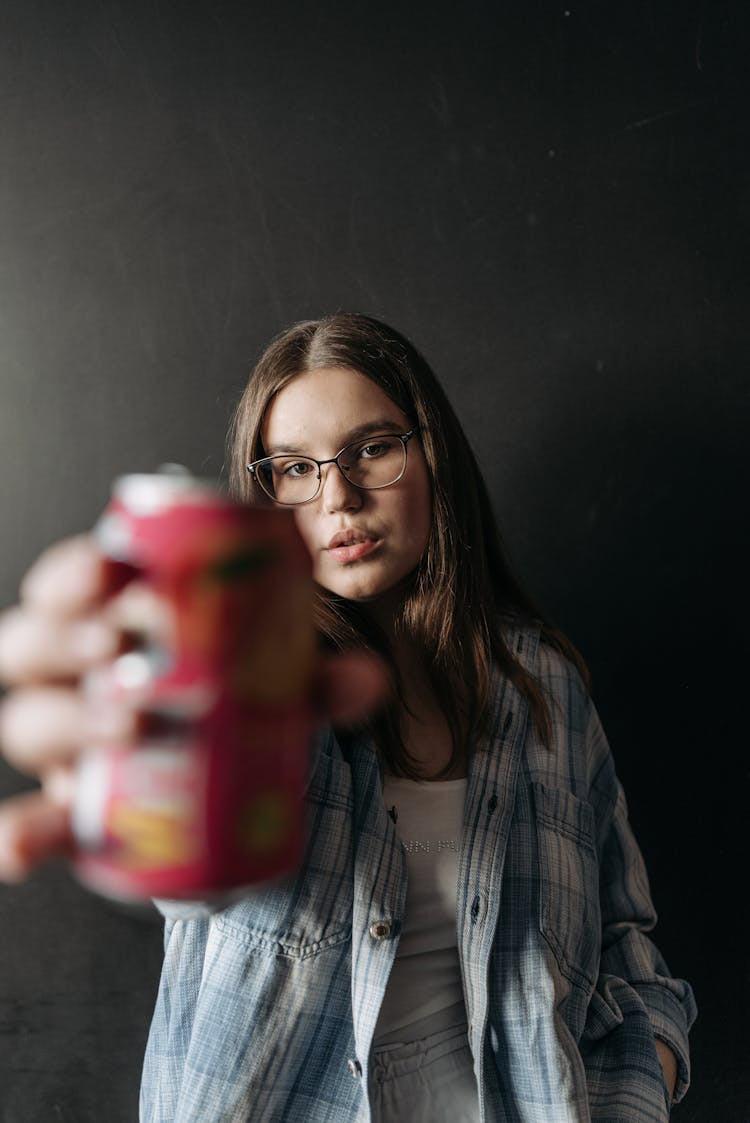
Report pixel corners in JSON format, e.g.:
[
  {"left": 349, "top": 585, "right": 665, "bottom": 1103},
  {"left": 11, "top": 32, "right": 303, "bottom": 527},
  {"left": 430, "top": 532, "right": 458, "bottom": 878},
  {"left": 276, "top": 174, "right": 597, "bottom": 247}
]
[
  {"left": 0, "top": 790, "right": 75, "bottom": 882},
  {"left": 19, "top": 534, "right": 118, "bottom": 617},
  {"left": 108, "top": 581, "right": 175, "bottom": 646},
  {"left": 315, "top": 651, "right": 391, "bottom": 726},
  {"left": 0, "top": 687, "right": 137, "bottom": 776},
  {"left": 0, "top": 607, "right": 118, "bottom": 686},
  {"left": 44, "top": 764, "right": 77, "bottom": 809}
]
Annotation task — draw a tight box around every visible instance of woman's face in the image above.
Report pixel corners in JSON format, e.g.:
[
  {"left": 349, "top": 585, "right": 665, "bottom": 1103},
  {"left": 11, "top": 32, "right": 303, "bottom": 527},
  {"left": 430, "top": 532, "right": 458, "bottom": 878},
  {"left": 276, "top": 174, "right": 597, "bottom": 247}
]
[{"left": 260, "top": 366, "right": 432, "bottom": 604}]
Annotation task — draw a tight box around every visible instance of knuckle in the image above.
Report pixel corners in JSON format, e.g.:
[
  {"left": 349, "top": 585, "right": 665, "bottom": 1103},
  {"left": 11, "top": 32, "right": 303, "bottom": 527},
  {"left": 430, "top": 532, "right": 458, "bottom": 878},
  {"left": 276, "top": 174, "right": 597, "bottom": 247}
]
[{"left": 0, "top": 688, "right": 79, "bottom": 769}]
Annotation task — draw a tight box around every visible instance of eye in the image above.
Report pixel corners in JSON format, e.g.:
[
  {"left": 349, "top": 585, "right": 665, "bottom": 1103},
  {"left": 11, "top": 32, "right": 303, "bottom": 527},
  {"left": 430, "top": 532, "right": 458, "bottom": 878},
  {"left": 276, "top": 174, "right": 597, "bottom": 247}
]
[
  {"left": 274, "top": 458, "right": 315, "bottom": 479},
  {"left": 356, "top": 438, "right": 394, "bottom": 460}
]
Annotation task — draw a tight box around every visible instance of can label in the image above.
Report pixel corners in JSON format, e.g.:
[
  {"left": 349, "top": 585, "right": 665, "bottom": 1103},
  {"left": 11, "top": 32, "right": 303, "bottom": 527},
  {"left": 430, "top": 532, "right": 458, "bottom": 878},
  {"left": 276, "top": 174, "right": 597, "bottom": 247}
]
[{"left": 72, "top": 470, "right": 314, "bottom": 901}]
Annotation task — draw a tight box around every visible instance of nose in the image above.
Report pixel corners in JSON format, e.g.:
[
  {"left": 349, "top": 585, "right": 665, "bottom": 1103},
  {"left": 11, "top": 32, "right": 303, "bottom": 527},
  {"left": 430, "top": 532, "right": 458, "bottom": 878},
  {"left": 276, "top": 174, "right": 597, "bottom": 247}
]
[{"left": 319, "top": 461, "right": 363, "bottom": 512}]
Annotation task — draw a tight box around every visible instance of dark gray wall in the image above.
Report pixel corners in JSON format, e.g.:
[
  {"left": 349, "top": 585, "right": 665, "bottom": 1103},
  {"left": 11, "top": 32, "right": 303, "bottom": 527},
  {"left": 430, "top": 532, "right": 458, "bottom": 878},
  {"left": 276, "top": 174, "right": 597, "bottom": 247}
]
[{"left": 1, "top": 2, "right": 747, "bottom": 1120}]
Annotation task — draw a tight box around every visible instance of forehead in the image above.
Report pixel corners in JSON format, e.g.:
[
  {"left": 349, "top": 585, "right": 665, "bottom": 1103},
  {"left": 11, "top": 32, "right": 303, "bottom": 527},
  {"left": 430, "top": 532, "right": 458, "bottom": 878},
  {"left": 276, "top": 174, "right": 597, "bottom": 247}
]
[{"left": 261, "top": 366, "right": 410, "bottom": 452}]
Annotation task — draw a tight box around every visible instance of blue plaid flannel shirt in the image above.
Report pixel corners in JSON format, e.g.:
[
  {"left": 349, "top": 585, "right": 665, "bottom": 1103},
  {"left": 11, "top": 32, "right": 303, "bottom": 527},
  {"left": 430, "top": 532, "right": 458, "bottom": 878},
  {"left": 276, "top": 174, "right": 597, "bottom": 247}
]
[{"left": 140, "top": 626, "right": 696, "bottom": 1122}]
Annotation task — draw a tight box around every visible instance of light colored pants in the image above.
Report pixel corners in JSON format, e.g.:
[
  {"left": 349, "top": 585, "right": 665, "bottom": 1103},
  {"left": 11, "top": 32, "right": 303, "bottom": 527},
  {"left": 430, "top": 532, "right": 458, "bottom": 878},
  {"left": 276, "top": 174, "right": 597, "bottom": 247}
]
[{"left": 369, "top": 1007, "right": 480, "bottom": 1123}]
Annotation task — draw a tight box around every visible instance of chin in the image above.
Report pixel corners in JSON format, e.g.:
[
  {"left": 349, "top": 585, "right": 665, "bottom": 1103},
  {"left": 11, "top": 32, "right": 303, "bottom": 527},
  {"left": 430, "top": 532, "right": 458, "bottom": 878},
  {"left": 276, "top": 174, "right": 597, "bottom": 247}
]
[
  {"left": 331, "top": 584, "right": 384, "bottom": 603},
  {"left": 321, "top": 571, "right": 416, "bottom": 609}
]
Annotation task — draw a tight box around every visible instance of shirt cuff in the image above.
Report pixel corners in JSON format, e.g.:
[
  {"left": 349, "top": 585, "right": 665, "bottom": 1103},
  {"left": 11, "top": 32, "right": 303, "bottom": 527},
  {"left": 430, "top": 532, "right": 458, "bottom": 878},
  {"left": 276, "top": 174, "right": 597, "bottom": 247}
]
[{"left": 637, "top": 981, "right": 697, "bottom": 1104}]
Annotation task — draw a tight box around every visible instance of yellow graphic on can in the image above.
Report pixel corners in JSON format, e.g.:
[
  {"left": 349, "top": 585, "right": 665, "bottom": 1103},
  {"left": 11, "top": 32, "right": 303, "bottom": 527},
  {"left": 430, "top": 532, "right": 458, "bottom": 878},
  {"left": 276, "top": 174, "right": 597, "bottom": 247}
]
[{"left": 109, "top": 804, "right": 199, "bottom": 868}]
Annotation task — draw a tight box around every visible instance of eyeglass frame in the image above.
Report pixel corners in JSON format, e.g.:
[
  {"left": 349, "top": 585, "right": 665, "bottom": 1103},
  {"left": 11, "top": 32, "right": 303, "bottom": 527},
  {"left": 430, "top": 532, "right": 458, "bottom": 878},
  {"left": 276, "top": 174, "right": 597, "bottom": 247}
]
[{"left": 246, "top": 428, "right": 418, "bottom": 506}]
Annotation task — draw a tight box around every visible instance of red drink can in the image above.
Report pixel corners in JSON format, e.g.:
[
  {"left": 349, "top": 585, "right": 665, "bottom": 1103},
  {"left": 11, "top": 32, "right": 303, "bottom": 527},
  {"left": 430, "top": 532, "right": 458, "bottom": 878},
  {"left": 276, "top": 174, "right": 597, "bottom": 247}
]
[{"left": 72, "top": 468, "right": 315, "bottom": 901}]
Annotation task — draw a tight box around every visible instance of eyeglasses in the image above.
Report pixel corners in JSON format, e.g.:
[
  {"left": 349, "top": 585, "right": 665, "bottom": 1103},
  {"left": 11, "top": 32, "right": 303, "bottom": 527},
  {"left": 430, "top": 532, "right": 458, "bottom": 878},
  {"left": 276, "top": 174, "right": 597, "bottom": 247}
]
[{"left": 247, "top": 430, "right": 417, "bottom": 506}]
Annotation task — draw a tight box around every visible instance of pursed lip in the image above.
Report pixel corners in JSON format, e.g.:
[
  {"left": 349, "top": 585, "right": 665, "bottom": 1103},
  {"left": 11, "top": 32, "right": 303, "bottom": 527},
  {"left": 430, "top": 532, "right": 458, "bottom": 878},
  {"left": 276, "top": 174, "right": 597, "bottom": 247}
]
[
  {"left": 326, "top": 527, "right": 376, "bottom": 550},
  {"left": 325, "top": 527, "right": 380, "bottom": 563}
]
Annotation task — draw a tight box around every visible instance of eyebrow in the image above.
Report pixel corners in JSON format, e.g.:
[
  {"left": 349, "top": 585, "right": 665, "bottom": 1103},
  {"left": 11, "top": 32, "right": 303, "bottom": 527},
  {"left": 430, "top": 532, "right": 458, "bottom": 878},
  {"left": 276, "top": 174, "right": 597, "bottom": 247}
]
[{"left": 263, "top": 418, "right": 408, "bottom": 457}]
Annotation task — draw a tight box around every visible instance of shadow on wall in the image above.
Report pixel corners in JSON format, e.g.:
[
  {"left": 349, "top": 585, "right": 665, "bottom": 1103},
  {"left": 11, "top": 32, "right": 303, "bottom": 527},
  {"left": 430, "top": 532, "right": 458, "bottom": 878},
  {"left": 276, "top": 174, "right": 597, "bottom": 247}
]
[{"left": 487, "top": 356, "right": 746, "bottom": 1122}]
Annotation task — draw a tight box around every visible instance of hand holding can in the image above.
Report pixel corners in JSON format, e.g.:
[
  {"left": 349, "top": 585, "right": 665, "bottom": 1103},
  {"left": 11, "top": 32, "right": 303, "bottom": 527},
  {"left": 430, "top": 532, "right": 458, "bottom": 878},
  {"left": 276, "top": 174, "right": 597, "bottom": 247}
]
[{"left": 0, "top": 478, "right": 388, "bottom": 896}]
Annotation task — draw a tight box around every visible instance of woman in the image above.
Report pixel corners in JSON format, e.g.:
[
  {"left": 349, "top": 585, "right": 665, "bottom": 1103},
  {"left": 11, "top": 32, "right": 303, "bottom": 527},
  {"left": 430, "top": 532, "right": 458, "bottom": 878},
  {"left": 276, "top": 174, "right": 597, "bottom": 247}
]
[{"left": 0, "top": 313, "right": 695, "bottom": 1121}]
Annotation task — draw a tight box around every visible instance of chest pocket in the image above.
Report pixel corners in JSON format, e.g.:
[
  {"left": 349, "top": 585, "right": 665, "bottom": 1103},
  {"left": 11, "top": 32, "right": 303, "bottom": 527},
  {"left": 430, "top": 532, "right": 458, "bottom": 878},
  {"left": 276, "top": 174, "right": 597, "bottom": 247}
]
[
  {"left": 532, "top": 781, "right": 601, "bottom": 988},
  {"left": 213, "top": 750, "right": 354, "bottom": 957}
]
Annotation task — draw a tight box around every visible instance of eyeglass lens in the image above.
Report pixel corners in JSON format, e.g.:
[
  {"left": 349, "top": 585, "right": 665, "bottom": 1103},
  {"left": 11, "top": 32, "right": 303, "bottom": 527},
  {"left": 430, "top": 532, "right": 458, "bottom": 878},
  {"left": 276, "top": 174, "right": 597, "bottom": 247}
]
[{"left": 256, "top": 434, "right": 407, "bottom": 504}]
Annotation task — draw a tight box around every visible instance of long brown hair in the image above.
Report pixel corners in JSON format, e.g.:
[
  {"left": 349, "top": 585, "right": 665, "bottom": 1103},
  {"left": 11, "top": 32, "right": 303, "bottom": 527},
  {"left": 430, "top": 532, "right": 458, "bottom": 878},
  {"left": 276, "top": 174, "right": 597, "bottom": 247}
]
[{"left": 227, "top": 312, "right": 587, "bottom": 777}]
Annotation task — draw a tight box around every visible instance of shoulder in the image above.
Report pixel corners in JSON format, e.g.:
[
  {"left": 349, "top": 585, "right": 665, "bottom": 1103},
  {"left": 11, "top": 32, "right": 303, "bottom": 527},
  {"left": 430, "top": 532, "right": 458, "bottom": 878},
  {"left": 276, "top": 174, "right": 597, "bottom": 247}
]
[
  {"left": 498, "top": 623, "right": 604, "bottom": 789},
  {"left": 536, "top": 641, "right": 592, "bottom": 725},
  {"left": 501, "top": 619, "right": 592, "bottom": 720}
]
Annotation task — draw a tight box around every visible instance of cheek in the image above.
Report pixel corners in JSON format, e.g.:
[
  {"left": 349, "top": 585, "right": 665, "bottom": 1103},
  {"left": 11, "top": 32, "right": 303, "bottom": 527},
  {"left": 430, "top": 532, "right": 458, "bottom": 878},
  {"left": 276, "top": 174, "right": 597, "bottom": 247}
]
[{"left": 385, "top": 491, "right": 431, "bottom": 578}]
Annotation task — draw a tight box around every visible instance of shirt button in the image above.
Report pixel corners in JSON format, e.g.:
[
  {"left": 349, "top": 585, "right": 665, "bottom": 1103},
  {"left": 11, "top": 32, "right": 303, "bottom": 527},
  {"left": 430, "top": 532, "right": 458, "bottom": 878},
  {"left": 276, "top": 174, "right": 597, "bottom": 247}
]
[
  {"left": 369, "top": 919, "right": 392, "bottom": 940},
  {"left": 347, "top": 1058, "right": 362, "bottom": 1078}
]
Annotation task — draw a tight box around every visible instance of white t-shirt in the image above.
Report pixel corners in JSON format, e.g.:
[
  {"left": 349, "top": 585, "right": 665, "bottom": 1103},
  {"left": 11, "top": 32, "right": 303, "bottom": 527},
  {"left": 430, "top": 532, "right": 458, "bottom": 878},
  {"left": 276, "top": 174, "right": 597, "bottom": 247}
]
[{"left": 373, "top": 775, "right": 467, "bottom": 1042}]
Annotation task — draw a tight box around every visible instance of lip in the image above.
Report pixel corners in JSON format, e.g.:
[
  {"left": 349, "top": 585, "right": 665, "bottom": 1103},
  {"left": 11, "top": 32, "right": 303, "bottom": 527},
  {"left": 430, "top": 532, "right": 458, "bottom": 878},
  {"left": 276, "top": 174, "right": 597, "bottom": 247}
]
[{"left": 325, "top": 528, "right": 380, "bottom": 564}]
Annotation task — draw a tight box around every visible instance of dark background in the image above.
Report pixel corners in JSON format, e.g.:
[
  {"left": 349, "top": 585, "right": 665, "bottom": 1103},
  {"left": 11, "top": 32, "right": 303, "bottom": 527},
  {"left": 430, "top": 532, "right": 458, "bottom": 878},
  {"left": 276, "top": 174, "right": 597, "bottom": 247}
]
[{"left": 0, "top": 1, "right": 747, "bottom": 1119}]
